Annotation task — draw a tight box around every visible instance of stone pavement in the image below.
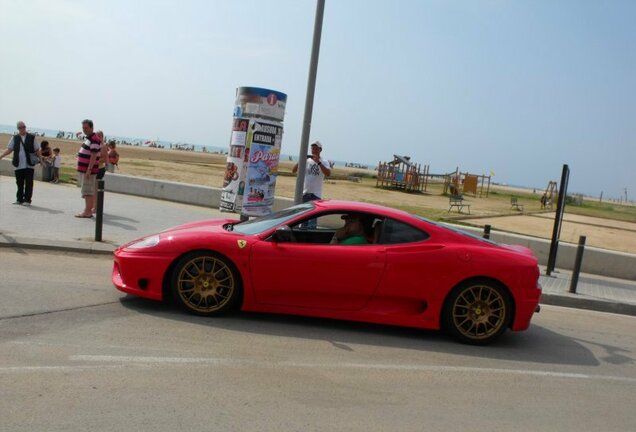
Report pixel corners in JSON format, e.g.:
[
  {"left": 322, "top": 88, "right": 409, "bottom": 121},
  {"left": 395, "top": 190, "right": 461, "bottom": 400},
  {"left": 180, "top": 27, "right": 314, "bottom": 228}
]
[{"left": 1, "top": 176, "right": 635, "bottom": 316}]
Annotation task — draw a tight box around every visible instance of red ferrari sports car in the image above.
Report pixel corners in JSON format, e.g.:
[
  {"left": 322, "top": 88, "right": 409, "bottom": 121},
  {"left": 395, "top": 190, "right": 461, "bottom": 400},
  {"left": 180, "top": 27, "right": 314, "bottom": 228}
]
[{"left": 113, "top": 200, "right": 541, "bottom": 344}]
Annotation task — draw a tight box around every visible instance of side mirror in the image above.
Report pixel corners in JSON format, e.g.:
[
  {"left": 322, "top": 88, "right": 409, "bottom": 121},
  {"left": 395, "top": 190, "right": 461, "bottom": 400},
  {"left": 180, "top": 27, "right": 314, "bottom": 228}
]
[{"left": 272, "top": 225, "right": 293, "bottom": 243}]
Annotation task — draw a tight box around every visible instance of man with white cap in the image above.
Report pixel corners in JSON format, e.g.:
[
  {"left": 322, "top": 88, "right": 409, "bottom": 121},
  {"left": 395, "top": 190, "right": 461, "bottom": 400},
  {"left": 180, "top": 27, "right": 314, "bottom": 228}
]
[
  {"left": 292, "top": 140, "right": 331, "bottom": 228},
  {"left": 292, "top": 140, "right": 332, "bottom": 203}
]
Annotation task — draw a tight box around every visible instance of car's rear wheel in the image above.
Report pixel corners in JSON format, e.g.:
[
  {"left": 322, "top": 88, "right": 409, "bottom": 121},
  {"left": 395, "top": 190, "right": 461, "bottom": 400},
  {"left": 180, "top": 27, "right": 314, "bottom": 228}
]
[
  {"left": 442, "top": 279, "right": 512, "bottom": 345},
  {"left": 170, "top": 251, "right": 242, "bottom": 316}
]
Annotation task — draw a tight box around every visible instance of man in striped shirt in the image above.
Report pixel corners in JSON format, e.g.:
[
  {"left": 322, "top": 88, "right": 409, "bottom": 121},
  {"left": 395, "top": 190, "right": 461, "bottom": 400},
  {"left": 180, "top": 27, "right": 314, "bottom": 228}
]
[{"left": 75, "top": 119, "right": 102, "bottom": 218}]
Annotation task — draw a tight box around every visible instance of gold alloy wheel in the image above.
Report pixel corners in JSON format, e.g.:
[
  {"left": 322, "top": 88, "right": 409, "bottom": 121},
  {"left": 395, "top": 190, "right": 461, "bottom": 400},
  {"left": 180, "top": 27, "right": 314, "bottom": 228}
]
[
  {"left": 176, "top": 256, "right": 235, "bottom": 313},
  {"left": 451, "top": 284, "right": 507, "bottom": 341}
]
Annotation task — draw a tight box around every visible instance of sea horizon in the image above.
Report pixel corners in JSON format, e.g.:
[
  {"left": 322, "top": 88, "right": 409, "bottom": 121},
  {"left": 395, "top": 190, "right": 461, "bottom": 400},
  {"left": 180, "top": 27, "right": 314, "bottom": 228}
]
[{"left": 0, "top": 123, "right": 374, "bottom": 171}]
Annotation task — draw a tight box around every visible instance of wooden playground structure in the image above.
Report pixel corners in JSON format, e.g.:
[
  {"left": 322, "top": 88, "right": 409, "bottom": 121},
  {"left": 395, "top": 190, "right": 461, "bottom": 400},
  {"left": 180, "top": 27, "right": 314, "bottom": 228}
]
[
  {"left": 376, "top": 156, "right": 491, "bottom": 198},
  {"left": 376, "top": 155, "right": 430, "bottom": 193},
  {"left": 442, "top": 169, "right": 492, "bottom": 198},
  {"left": 541, "top": 180, "right": 557, "bottom": 209}
]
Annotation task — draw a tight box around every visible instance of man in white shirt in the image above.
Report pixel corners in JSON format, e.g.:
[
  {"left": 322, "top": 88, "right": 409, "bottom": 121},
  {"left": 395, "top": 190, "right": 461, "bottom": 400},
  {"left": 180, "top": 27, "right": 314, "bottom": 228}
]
[
  {"left": 292, "top": 140, "right": 331, "bottom": 228},
  {"left": 292, "top": 140, "right": 332, "bottom": 201},
  {"left": 0, "top": 121, "right": 41, "bottom": 205}
]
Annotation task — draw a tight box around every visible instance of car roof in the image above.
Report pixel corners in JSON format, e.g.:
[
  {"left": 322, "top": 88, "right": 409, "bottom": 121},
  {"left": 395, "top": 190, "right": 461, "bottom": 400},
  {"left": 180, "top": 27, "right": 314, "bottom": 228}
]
[
  {"left": 312, "top": 200, "right": 413, "bottom": 219},
  {"left": 310, "top": 200, "right": 483, "bottom": 244}
]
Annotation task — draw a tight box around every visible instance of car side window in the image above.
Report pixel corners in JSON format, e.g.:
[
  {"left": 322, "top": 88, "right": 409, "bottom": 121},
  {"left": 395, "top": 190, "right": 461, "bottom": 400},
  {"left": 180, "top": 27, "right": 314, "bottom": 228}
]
[
  {"left": 378, "top": 218, "right": 429, "bottom": 244},
  {"left": 290, "top": 213, "right": 343, "bottom": 231}
]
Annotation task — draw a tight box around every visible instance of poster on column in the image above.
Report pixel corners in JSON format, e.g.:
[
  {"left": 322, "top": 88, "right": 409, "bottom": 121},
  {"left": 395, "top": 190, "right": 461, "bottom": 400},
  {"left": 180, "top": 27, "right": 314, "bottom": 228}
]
[
  {"left": 241, "top": 120, "right": 283, "bottom": 217},
  {"left": 220, "top": 118, "right": 249, "bottom": 212}
]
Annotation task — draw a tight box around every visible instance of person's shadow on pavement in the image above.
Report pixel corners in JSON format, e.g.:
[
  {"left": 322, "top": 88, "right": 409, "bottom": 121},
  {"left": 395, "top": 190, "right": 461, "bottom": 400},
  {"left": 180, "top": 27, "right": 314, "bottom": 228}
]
[
  {"left": 102, "top": 213, "right": 137, "bottom": 231},
  {"left": 24, "top": 205, "right": 64, "bottom": 215},
  {"left": 101, "top": 213, "right": 139, "bottom": 223}
]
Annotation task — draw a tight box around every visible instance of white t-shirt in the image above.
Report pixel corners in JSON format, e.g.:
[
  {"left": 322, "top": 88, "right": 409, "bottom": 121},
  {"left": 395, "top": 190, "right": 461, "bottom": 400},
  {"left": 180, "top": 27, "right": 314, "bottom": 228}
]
[
  {"left": 303, "top": 157, "right": 331, "bottom": 197},
  {"left": 53, "top": 155, "right": 62, "bottom": 168},
  {"left": 7, "top": 135, "right": 40, "bottom": 170}
]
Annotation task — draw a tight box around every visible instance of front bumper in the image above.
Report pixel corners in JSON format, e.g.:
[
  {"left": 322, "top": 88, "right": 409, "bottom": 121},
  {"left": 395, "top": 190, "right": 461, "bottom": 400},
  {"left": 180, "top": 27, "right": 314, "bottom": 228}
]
[{"left": 112, "top": 251, "right": 174, "bottom": 301}]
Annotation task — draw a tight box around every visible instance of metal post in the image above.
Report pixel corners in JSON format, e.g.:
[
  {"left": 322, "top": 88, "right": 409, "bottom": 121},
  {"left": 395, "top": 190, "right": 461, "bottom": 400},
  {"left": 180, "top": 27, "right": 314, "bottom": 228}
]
[
  {"left": 294, "top": 0, "right": 326, "bottom": 204},
  {"left": 95, "top": 179, "right": 105, "bottom": 242},
  {"left": 483, "top": 224, "right": 491, "bottom": 239},
  {"left": 569, "top": 236, "right": 586, "bottom": 294},
  {"left": 546, "top": 164, "right": 570, "bottom": 275}
]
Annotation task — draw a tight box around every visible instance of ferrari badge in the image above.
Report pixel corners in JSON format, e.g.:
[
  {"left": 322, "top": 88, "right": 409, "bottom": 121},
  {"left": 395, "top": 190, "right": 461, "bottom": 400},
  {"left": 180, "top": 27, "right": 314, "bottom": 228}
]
[{"left": 237, "top": 240, "right": 247, "bottom": 249}]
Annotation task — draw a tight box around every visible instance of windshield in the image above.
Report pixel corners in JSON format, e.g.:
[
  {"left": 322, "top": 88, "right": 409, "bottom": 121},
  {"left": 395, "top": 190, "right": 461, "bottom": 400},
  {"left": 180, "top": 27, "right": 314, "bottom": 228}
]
[
  {"left": 413, "top": 215, "right": 498, "bottom": 245},
  {"left": 231, "top": 203, "right": 314, "bottom": 235}
]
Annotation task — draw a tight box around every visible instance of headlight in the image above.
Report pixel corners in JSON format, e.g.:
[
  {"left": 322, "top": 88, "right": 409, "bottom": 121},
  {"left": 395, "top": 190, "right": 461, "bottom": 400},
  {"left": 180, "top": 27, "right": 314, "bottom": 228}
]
[{"left": 126, "top": 235, "right": 160, "bottom": 250}]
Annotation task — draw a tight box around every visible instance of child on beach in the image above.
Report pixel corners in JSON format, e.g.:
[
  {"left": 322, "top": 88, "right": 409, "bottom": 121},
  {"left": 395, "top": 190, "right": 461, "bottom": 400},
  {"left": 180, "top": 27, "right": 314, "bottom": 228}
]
[
  {"left": 107, "top": 141, "right": 119, "bottom": 172},
  {"left": 40, "top": 140, "right": 54, "bottom": 181},
  {"left": 52, "top": 148, "right": 61, "bottom": 183}
]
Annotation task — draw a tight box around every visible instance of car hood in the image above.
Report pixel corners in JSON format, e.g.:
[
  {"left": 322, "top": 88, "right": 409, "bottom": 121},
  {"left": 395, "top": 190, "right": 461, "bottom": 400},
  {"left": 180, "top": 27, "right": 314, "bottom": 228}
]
[
  {"left": 162, "top": 218, "right": 238, "bottom": 235},
  {"left": 118, "top": 218, "right": 239, "bottom": 252}
]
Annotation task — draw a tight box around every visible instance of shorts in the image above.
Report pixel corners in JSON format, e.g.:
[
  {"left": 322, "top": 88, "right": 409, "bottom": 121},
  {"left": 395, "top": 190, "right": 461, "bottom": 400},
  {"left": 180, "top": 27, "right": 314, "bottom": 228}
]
[{"left": 78, "top": 172, "right": 96, "bottom": 197}]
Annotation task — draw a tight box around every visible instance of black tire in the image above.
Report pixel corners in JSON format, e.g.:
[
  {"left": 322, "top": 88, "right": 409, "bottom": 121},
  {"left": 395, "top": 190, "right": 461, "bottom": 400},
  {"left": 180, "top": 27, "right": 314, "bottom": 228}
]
[
  {"left": 442, "top": 279, "right": 513, "bottom": 345},
  {"left": 170, "top": 251, "right": 242, "bottom": 316}
]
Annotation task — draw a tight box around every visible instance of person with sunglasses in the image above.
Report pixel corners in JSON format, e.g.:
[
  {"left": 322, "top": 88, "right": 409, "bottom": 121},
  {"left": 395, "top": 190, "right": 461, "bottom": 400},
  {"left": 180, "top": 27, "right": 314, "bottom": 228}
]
[
  {"left": 330, "top": 213, "right": 372, "bottom": 245},
  {"left": 0, "top": 121, "right": 42, "bottom": 206}
]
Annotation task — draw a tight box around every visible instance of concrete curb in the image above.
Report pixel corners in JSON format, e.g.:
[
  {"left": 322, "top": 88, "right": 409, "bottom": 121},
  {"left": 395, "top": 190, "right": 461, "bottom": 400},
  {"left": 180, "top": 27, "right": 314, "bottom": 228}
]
[
  {"left": 540, "top": 293, "right": 636, "bottom": 317},
  {"left": 0, "top": 235, "right": 115, "bottom": 255},
  {"left": 2, "top": 237, "right": 635, "bottom": 317}
]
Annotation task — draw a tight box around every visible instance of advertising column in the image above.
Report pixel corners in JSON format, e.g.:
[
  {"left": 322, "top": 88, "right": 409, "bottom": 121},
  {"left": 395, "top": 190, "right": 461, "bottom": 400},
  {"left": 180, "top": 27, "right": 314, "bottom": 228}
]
[{"left": 220, "top": 87, "right": 287, "bottom": 216}]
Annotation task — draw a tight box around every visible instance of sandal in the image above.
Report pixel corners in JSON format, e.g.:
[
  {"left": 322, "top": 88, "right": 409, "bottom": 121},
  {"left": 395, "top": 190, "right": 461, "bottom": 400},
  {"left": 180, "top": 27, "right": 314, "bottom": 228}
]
[{"left": 75, "top": 213, "right": 93, "bottom": 218}]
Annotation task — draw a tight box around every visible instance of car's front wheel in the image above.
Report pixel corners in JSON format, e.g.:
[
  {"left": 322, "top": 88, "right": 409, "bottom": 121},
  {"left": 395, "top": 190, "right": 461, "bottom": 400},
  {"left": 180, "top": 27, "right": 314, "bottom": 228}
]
[
  {"left": 442, "top": 279, "right": 513, "bottom": 345},
  {"left": 170, "top": 251, "right": 242, "bottom": 316}
]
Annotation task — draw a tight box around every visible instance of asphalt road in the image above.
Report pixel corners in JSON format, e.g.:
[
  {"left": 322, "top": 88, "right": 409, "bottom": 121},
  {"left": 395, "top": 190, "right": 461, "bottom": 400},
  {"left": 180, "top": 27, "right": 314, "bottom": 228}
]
[{"left": 1, "top": 249, "right": 635, "bottom": 431}]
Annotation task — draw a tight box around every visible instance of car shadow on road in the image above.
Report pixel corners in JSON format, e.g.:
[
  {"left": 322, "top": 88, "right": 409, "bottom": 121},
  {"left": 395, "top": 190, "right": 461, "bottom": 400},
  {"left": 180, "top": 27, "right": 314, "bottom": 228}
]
[{"left": 119, "top": 297, "right": 603, "bottom": 367}]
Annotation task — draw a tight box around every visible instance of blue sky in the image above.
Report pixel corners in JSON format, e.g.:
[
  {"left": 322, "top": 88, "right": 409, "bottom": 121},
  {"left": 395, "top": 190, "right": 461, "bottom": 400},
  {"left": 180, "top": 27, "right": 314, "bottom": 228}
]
[{"left": 1, "top": 0, "right": 634, "bottom": 198}]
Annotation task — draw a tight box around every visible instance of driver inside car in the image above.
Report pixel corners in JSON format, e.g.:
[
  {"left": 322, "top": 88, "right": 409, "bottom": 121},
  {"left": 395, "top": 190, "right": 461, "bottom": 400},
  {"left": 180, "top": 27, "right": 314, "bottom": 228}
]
[{"left": 330, "top": 213, "right": 372, "bottom": 245}]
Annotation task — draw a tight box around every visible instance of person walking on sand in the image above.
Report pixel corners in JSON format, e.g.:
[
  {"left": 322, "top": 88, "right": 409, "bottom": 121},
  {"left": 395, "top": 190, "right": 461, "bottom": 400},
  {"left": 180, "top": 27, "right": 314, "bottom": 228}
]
[
  {"left": 75, "top": 119, "right": 102, "bottom": 218},
  {"left": 0, "top": 121, "right": 42, "bottom": 206}
]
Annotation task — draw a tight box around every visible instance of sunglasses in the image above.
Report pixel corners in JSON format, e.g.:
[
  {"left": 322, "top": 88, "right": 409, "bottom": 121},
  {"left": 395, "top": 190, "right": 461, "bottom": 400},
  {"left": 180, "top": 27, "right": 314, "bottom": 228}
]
[{"left": 18, "top": 126, "right": 26, "bottom": 129}]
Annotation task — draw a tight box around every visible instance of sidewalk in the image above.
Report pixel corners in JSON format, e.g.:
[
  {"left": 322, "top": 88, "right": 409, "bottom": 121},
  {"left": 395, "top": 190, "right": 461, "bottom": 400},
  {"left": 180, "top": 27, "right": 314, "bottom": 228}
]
[
  {"left": 0, "top": 176, "right": 225, "bottom": 253},
  {"left": 2, "top": 176, "right": 635, "bottom": 316},
  {"left": 539, "top": 267, "right": 636, "bottom": 316}
]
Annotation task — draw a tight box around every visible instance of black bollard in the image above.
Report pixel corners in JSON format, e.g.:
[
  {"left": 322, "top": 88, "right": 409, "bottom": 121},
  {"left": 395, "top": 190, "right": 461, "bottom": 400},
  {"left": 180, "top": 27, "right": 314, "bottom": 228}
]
[
  {"left": 95, "top": 179, "right": 105, "bottom": 242},
  {"left": 569, "top": 236, "right": 586, "bottom": 294},
  {"left": 483, "top": 224, "right": 491, "bottom": 239}
]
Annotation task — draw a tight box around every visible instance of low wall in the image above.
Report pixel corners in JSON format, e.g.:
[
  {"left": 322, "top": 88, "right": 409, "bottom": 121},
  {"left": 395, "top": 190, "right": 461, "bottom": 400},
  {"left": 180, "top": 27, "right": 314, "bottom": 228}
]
[
  {"left": 103, "top": 173, "right": 294, "bottom": 213},
  {"left": 0, "top": 159, "right": 44, "bottom": 178},
  {"left": 2, "top": 160, "right": 634, "bottom": 279},
  {"left": 455, "top": 225, "right": 636, "bottom": 280}
]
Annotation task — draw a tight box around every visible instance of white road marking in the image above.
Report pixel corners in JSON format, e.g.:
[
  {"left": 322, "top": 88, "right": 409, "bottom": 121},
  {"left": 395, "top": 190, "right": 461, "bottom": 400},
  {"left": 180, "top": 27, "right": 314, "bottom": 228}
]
[
  {"left": 63, "top": 355, "right": 636, "bottom": 384},
  {"left": 0, "top": 364, "right": 133, "bottom": 373}
]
